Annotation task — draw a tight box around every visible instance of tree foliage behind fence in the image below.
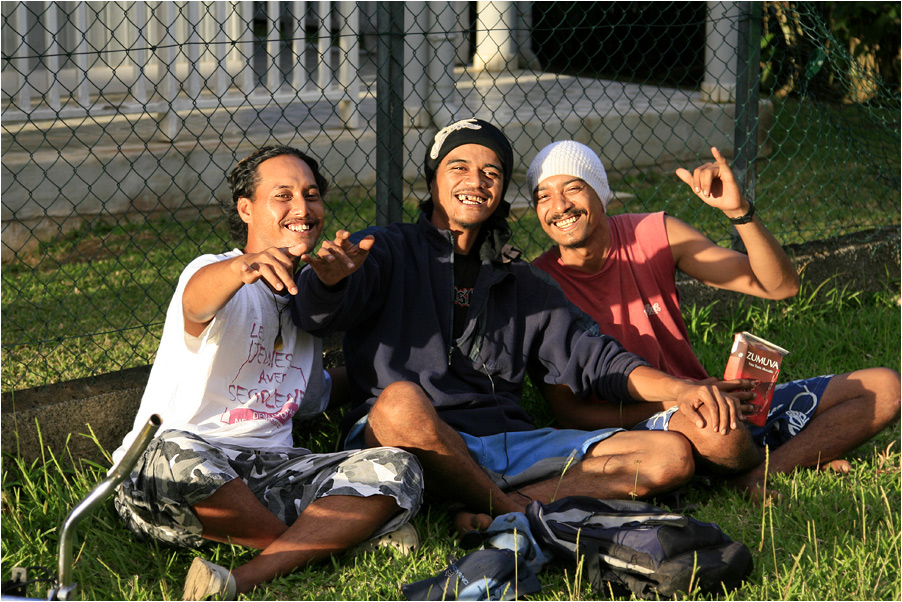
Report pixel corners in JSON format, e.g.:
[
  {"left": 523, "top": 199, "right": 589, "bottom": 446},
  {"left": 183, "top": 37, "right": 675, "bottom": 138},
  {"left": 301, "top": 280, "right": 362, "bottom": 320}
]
[{"left": 1, "top": 1, "right": 899, "bottom": 392}]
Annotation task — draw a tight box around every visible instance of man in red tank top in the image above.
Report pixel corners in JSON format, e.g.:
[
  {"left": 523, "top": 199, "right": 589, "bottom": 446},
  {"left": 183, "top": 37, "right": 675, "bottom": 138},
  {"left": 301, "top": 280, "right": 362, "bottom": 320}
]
[{"left": 528, "top": 140, "right": 900, "bottom": 500}]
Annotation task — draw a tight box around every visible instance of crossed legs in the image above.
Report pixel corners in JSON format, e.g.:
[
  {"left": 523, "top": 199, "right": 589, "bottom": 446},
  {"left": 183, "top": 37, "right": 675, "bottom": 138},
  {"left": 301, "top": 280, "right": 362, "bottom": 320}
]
[
  {"left": 193, "top": 483, "right": 400, "bottom": 594},
  {"left": 543, "top": 368, "right": 900, "bottom": 499},
  {"left": 364, "top": 381, "right": 694, "bottom": 526},
  {"left": 514, "top": 430, "right": 694, "bottom": 502}
]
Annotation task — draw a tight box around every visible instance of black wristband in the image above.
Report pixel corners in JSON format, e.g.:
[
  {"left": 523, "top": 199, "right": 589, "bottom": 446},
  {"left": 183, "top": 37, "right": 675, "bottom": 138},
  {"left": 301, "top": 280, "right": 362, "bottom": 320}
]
[{"left": 727, "top": 202, "right": 756, "bottom": 225}]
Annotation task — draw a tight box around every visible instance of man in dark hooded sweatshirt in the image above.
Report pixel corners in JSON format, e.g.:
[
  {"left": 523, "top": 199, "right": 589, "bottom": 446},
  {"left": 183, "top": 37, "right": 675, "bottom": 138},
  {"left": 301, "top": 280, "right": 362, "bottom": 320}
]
[{"left": 292, "top": 118, "right": 755, "bottom": 530}]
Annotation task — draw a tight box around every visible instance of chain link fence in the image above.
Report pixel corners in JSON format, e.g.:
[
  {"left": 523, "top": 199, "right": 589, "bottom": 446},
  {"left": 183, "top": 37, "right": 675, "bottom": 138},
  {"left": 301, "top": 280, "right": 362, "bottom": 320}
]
[{"left": 2, "top": 1, "right": 899, "bottom": 392}]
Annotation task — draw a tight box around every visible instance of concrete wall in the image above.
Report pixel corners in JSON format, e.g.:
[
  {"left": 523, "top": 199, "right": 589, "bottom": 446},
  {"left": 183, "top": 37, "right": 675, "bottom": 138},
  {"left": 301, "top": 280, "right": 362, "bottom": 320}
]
[{"left": 3, "top": 230, "right": 898, "bottom": 466}]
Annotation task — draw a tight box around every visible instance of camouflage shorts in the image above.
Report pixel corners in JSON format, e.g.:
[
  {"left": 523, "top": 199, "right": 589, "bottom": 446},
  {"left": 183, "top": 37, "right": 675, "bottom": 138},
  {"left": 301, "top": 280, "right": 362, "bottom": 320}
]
[{"left": 114, "top": 429, "right": 423, "bottom": 549}]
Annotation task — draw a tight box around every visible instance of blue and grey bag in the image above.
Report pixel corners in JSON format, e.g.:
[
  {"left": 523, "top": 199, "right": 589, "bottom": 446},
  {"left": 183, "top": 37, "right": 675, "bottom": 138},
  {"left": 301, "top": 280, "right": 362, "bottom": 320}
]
[
  {"left": 526, "top": 496, "right": 753, "bottom": 599},
  {"left": 400, "top": 548, "right": 542, "bottom": 601}
]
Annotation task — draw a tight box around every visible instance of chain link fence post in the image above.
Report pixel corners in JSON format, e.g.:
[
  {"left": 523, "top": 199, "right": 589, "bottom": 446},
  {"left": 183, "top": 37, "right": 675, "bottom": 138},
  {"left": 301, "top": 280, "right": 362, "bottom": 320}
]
[
  {"left": 376, "top": 2, "right": 405, "bottom": 226},
  {"left": 732, "top": 1, "right": 763, "bottom": 252}
]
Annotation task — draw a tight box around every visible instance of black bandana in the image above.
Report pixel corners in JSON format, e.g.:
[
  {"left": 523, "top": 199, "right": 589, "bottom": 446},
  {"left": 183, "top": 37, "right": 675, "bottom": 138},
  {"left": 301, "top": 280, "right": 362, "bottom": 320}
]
[{"left": 423, "top": 118, "right": 514, "bottom": 203}]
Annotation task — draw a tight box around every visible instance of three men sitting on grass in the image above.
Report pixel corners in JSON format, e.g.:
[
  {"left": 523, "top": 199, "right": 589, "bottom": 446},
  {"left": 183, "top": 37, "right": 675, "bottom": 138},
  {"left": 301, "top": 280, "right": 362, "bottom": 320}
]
[{"left": 114, "top": 128, "right": 900, "bottom": 598}]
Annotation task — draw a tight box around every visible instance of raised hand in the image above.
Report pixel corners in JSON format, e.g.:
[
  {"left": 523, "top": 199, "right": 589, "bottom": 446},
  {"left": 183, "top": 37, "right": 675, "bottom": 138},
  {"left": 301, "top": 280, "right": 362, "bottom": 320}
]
[{"left": 675, "top": 147, "right": 747, "bottom": 216}]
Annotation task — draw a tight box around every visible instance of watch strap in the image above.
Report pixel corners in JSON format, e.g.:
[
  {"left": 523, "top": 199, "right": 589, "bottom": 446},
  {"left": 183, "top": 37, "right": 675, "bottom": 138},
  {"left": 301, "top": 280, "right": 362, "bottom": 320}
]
[{"left": 727, "top": 202, "right": 756, "bottom": 225}]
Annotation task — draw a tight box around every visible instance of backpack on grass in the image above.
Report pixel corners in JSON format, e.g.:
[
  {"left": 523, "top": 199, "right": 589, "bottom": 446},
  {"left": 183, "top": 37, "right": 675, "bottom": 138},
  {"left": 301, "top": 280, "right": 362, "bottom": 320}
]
[{"left": 526, "top": 496, "right": 753, "bottom": 599}]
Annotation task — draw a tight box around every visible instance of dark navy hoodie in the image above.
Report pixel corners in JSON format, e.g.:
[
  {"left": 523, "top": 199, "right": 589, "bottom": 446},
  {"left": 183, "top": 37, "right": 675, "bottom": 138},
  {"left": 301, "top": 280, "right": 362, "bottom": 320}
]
[{"left": 292, "top": 207, "right": 648, "bottom": 440}]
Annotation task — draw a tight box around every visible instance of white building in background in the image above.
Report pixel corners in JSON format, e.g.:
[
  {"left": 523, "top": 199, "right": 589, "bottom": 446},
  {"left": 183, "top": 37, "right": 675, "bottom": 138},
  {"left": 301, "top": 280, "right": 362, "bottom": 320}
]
[
  {"left": 1, "top": 1, "right": 740, "bottom": 134},
  {"left": 0, "top": 1, "right": 747, "bottom": 261}
]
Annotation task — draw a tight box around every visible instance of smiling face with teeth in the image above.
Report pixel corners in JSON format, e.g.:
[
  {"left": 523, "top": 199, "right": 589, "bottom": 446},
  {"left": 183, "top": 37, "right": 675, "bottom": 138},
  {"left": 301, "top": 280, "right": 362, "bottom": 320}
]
[
  {"left": 429, "top": 143, "right": 505, "bottom": 253},
  {"left": 534, "top": 174, "right": 608, "bottom": 252},
  {"left": 238, "top": 154, "right": 325, "bottom": 255}
]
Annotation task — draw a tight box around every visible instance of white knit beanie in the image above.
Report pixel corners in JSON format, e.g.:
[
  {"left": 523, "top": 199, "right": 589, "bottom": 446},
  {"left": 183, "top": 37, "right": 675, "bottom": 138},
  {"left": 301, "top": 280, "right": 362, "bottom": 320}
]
[{"left": 526, "top": 141, "right": 612, "bottom": 209}]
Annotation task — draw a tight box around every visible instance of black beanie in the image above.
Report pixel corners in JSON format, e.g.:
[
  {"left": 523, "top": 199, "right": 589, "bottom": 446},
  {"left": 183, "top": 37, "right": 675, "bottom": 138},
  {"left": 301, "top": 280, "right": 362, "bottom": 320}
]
[{"left": 423, "top": 118, "right": 514, "bottom": 203}]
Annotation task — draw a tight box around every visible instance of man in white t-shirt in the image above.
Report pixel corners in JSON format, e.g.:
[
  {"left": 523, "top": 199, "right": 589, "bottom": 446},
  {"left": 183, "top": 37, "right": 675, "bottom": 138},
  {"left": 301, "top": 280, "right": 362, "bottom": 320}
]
[{"left": 113, "top": 146, "right": 423, "bottom": 600}]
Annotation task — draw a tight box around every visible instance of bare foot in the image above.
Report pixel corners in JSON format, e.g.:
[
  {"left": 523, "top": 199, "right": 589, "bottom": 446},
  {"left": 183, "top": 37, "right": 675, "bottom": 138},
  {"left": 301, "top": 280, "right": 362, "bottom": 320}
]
[
  {"left": 452, "top": 508, "right": 492, "bottom": 536},
  {"left": 819, "top": 459, "right": 852, "bottom": 474}
]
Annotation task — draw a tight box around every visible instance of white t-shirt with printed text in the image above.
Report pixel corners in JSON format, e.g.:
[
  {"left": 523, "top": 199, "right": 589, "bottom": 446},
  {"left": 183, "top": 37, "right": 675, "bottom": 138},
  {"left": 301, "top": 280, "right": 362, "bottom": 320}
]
[{"left": 112, "top": 250, "right": 330, "bottom": 463}]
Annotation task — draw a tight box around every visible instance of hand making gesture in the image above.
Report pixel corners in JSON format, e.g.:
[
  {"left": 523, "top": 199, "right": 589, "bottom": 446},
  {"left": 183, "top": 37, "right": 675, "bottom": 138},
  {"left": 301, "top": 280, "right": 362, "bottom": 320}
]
[
  {"left": 232, "top": 244, "right": 309, "bottom": 296},
  {"left": 676, "top": 147, "right": 750, "bottom": 219},
  {"left": 184, "top": 244, "right": 309, "bottom": 333}
]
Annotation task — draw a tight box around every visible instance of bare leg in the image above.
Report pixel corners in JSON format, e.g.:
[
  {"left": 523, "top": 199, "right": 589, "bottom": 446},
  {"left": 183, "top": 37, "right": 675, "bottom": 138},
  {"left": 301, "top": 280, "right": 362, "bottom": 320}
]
[
  {"left": 193, "top": 479, "right": 289, "bottom": 549},
  {"left": 193, "top": 480, "right": 400, "bottom": 594},
  {"left": 542, "top": 381, "right": 766, "bottom": 497},
  {"left": 451, "top": 430, "right": 694, "bottom": 532},
  {"left": 544, "top": 381, "right": 762, "bottom": 475},
  {"left": 514, "top": 430, "right": 694, "bottom": 503},
  {"left": 364, "top": 381, "right": 524, "bottom": 517},
  {"left": 366, "top": 382, "right": 694, "bottom": 531},
  {"left": 729, "top": 368, "right": 900, "bottom": 495},
  {"left": 229, "top": 494, "right": 398, "bottom": 594}
]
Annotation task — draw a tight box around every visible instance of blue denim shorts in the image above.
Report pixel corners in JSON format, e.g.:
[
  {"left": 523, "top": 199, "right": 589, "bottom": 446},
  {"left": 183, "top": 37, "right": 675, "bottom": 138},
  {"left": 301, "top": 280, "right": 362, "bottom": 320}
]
[
  {"left": 345, "top": 414, "right": 622, "bottom": 490},
  {"left": 633, "top": 375, "right": 832, "bottom": 449}
]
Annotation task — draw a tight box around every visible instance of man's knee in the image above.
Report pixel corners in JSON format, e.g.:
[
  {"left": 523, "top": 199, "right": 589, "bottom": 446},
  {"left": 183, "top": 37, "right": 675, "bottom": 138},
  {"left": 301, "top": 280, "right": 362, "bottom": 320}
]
[
  {"left": 698, "top": 428, "right": 762, "bottom": 475},
  {"left": 647, "top": 432, "right": 695, "bottom": 488},
  {"left": 865, "top": 367, "right": 901, "bottom": 423},
  {"left": 368, "top": 381, "right": 442, "bottom": 446},
  {"left": 371, "top": 381, "right": 427, "bottom": 423},
  {"left": 820, "top": 368, "right": 901, "bottom": 425}
]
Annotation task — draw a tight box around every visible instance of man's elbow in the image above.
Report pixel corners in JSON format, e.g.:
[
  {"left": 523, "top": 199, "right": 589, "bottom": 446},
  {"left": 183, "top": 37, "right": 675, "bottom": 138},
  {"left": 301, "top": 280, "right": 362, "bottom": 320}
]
[{"left": 769, "top": 275, "right": 801, "bottom": 300}]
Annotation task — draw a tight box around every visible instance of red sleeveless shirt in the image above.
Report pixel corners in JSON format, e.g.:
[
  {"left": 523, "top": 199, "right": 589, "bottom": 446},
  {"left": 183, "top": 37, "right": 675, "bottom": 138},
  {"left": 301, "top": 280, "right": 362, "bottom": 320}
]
[{"left": 533, "top": 212, "right": 708, "bottom": 381}]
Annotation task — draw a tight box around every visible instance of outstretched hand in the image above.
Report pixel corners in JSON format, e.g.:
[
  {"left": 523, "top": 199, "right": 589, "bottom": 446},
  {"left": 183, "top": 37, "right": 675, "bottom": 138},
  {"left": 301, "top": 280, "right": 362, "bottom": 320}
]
[
  {"left": 303, "top": 230, "right": 374, "bottom": 287},
  {"left": 675, "top": 147, "right": 747, "bottom": 215},
  {"left": 232, "top": 243, "right": 309, "bottom": 295}
]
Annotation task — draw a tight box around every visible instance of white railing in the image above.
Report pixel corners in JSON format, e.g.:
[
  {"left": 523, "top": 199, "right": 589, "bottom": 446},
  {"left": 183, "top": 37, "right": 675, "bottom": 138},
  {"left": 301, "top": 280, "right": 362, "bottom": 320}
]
[{"left": 0, "top": 1, "right": 360, "bottom": 137}]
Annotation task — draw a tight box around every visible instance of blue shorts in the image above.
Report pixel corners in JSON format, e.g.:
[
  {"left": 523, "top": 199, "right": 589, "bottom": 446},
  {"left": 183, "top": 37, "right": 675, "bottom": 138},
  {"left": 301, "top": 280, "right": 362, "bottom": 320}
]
[
  {"left": 345, "top": 414, "right": 623, "bottom": 490},
  {"left": 633, "top": 375, "right": 832, "bottom": 449}
]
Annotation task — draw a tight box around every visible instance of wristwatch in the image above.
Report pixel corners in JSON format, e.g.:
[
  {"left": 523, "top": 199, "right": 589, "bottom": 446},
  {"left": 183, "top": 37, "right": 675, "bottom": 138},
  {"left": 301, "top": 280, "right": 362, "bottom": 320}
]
[{"left": 727, "top": 202, "right": 756, "bottom": 225}]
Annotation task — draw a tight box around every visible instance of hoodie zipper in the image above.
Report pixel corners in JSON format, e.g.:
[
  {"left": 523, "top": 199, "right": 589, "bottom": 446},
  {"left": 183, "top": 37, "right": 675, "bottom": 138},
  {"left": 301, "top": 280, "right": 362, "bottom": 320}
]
[{"left": 447, "top": 230, "right": 456, "bottom": 366}]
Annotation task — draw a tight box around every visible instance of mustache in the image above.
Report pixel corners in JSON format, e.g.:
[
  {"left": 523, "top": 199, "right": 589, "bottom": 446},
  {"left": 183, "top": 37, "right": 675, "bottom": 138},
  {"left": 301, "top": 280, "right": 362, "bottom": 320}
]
[
  {"left": 281, "top": 217, "right": 321, "bottom": 228},
  {"left": 454, "top": 188, "right": 488, "bottom": 198},
  {"left": 546, "top": 208, "right": 586, "bottom": 225}
]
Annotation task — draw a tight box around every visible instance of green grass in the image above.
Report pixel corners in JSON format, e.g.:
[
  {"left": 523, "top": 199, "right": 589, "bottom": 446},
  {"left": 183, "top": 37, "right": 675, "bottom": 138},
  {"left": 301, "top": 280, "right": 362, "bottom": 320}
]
[{"left": 3, "top": 277, "right": 899, "bottom": 600}]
